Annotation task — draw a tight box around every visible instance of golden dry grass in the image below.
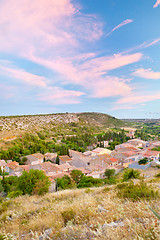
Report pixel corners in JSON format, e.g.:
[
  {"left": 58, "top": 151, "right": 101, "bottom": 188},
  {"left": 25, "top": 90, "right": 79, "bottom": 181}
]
[{"left": 0, "top": 184, "right": 160, "bottom": 240}]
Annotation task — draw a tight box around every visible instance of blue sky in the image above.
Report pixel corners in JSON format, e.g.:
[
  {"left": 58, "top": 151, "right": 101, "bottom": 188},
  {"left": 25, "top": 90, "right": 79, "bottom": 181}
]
[{"left": 0, "top": 0, "right": 160, "bottom": 118}]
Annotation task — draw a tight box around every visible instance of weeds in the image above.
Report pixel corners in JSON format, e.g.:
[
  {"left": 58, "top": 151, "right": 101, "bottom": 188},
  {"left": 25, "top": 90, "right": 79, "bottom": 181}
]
[{"left": 117, "top": 180, "right": 159, "bottom": 201}]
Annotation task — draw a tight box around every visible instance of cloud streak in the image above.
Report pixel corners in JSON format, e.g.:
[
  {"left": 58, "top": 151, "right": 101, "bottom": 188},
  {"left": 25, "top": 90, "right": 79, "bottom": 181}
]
[
  {"left": 38, "top": 87, "right": 85, "bottom": 105},
  {"left": 0, "top": 65, "right": 47, "bottom": 87},
  {"left": 107, "top": 19, "right": 133, "bottom": 36},
  {"left": 117, "top": 92, "right": 160, "bottom": 105},
  {"left": 153, "top": 0, "right": 160, "bottom": 8},
  {"left": 133, "top": 68, "right": 160, "bottom": 79}
]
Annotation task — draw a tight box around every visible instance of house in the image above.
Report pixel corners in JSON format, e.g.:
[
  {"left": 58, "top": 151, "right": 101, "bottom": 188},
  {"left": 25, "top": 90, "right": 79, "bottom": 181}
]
[
  {"left": 30, "top": 162, "right": 61, "bottom": 176},
  {"left": 86, "top": 171, "right": 105, "bottom": 179},
  {"left": 0, "top": 160, "right": 7, "bottom": 172},
  {"left": 69, "top": 150, "right": 91, "bottom": 168},
  {"left": 109, "top": 157, "right": 119, "bottom": 167},
  {"left": 58, "top": 163, "right": 76, "bottom": 172},
  {"left": 128, "top": 139, "right": 147, "bottom": 148},
  {"left": 49, "top": 177, "right": 56, "bottom": 192},
  {"left": 92, "top": 148, "right": 112, "bottom": 156},
  {"left": 44, "top": 153, "right": 57, "bottom": 163},
  {"left": 5, "top": 161, "right": 19, "bottom": 174},
  {"left": 90, "top": 154, "right": 119, "bottom": 168},
  {"left": 59, "top": 155, "right": 72, "bottom": 165},
  {"left": 143, "top": 150, "right": 160, "bottom": 161},
  {"left": 24, "top": 153, "right": 44, "bottom": 165},
  {"left": 48, "top": 172, "right": 71, "bottom": 180},
  {"left": 5, "top": 162, "right": 29, "bottom": 176},
  {"left": 111, "top": 152, "right": 127, "bottom": 163}
]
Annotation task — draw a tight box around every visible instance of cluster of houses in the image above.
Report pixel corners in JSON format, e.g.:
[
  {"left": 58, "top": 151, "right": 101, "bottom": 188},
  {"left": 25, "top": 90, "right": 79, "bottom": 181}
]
[{"left": 0, "top": 138, "right": 160, "bottom": 192}]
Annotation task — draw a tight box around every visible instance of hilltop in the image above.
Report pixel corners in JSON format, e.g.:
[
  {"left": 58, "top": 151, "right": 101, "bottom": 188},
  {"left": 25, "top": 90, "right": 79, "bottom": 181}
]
[{"left": 0, "top": 112, "right": 126, "bottom": 139}]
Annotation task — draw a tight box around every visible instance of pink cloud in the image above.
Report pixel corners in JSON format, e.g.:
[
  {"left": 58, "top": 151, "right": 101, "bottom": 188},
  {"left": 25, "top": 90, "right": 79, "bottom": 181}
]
[
  {"left": 0, "top": 65, "right": 47, "bottom": 87},
  {"left": 107, "top": 19, "right": 133, "bottom": 36},
  {"left": 0, "top": 0, "right": 103, "bottom": 55},
  {"left": 0, "top": 0, "right": 143, "bottom": 105},
  {"left": 117, "top": 93, "right": 160, "bottom": 105},
  {"left": 133, "top": 68, "right": 160, "bottom": 79},
  {"left": 80, "top": 53, "right": 142, "bottom": 74},
  {"left": 153, "top": 0, "right": 160, "bottom": 7},
  {"left": 38, "top": 87, "right": 85, "bottom": 105}
]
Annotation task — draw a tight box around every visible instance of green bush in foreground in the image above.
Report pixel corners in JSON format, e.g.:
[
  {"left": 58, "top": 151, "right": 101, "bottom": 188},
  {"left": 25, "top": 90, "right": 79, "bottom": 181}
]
[
  {"left": 123, "top": 169, "right": 140, "bottom": 182},
  {"left": 117, "top": 180, "right": 159, "bottom": 201},
  {"left": 18, "top": 169, "right": 51, "bottom": 195}
]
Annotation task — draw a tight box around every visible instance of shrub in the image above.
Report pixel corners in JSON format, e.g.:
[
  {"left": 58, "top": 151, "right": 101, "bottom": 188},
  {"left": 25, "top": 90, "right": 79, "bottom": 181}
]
[
  {"left": 1, "top": 176, "right": 18, "bottom": 193},
  {"left": 104, "top": 176, "right": 117, "bottom": 185},
  {"left": 155, "top": 173, "right": 160, "bottom": 178},
  {"left": 70, "top": 170, "right": 84, "bottom": 184},
  {"left": 138, "top": 158, "right": 148, "bottom": 165},
  {"left": 18, "top": 169, "right": 51, "bottom": 195},
  {"left": 117, "top": 180, "right": 159, "bottom": 201},
  {"left": 7, "top": 190, "right": 23, "bottom": 198},
  {"left": 57, "top": 175, "right": 75, "bottom": 190},
  {"left": 104, "top": 169, "right": 115, "bottom": 179},
  {"left": 123, "top": 169, "right": 140, "bottom": 181},
  {"left": 61, "top": 209, "right": 76, "bottom": 225},
  {"left": 77, "top": 176, "right": 102, "bottom": 188}
]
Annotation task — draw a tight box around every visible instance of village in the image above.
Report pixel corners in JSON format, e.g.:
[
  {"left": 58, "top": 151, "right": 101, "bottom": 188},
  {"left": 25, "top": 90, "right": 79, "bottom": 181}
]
[{"left": 0, "top": 133, "right": 160, "bottom": 192}]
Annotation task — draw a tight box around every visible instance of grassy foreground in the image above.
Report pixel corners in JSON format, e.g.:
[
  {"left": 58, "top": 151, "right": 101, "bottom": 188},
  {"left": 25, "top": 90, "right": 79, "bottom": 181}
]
[{"left": 0, "top": 178, "right": 160, "bottom": 240}]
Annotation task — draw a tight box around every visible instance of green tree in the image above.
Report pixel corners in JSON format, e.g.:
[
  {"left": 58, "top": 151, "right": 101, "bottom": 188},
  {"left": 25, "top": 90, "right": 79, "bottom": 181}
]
[
  {"left": 57, "top": 175, "right": 75, "bottom": 190},
  {"left": 104, "top": 169, "right": 115, "bottom": 179},
  {"left": 56, "top": 155, "right": 59, "bottom": 165},
  {"left": 138, "top": 158, "right": 148, "bottom": 165},
  {"left": 18, "top": 169, "right": 51, "bottom": 195},
  {"left": 70, "top": 170, "right": 84, "bottom": 184},
  {"left": 123, "top": 169, "right": 140, "bottom": 182}
]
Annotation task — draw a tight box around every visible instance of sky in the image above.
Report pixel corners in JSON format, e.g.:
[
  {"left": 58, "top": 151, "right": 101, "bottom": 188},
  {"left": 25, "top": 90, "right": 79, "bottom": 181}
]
[{"left": 0, "top": 0, "right": 160, "bottom": 119}]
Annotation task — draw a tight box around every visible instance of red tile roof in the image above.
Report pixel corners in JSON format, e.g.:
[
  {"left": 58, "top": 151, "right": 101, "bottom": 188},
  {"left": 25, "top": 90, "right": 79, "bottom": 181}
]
[{"left": 109, "top": 157, "right": 118, "bottom": 162}]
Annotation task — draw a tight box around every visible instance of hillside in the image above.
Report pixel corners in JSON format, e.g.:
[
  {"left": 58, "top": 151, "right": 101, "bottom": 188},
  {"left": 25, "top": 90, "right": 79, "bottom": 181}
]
[
  {"left": 0, "top": 168, "right": 160, "bottom": 239},
  {"left": 0, "top": 112, "right": 126, "bottom": 139},
  {"left": 78, "top": 112, "right": 124, "bottom": 127}
]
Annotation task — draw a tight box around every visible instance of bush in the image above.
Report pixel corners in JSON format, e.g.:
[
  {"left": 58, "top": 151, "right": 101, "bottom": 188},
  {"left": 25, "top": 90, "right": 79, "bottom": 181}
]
[
  {"left": 104, "top": 176, "right": 117, "bottom": 185},
  {"left": 18, "top": 169, "right": 51, "bottom": 195},
  {"left": 61, "top": 209, "right": 76, "bottom": 225},
  {"left": 57, "top": 175, "right": 75, "bottom": 190},
  {"left": 104, "top": 169, "right": 115, "bottom": 179},
  {"left": 70, "top": 170, "right": 84, "bottom": 184},
  {"left": 155, "top": 173, "right": 160, "bottom": 178},
  {"left": 123, "top": 169, "right": 140, "bottom": 181},
  {"left": 7, "top": 190, "right": 23, "bottom": 198},
  {"left": 2, "top": 176, "right": 18, "bottom": 193},
  {"left": 138, "top": 158, "right": 148, "bottom": 165},
  {"left": 117, "top": 180, "right": 159, "bottom": 201},
  {"left": 77, "top": 176, "right": 102, "bottom": 188}
]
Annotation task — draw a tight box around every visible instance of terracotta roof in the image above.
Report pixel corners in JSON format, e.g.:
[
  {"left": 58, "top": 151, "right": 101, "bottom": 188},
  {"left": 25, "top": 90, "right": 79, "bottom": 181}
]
[
  {"left": 32, "top": 153, "right": 44, "bottom": 159},
  {"left": 58, "top": 163, "right": 76, "bottom": 171},
  {"left": 143, "top": 150, "right": 160, "bottom": 157},
  {"left": 49, "top": 177, "right": 55, "bottom": 182},
  {"left": 40, "top": 162, "right": 61, "bottom": 173},
  {"left": 92, "top": 148, "right": 106, "bottom": 153},
  {"left": 7, "top": 161, "right": 19, "bottom": 166},
  {"left": 20, "top": 165, "right": 30, "bottom": 172},
  {"left": 77, "top": 167, "right": 90, "bottom": 174},
  {"left": 49, "top": 172, "right": 70, "bottom": 179},
  {"left": 59, "top": 155, "right": 72, "bottom": 162},
  {"left": 109, "top": 157, "right": 118, "bottom": 162}
]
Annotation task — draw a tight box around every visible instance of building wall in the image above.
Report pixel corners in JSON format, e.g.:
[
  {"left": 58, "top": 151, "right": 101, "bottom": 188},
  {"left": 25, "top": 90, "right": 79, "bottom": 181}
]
[{"left": 129, "top": 162, "right": 151, "bottom": 169}]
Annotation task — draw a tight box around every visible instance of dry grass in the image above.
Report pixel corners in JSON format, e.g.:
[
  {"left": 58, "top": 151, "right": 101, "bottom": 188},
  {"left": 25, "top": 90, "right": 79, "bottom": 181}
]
[{"left": 0, "top": 184, "right": 160, "bottom": 239}]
